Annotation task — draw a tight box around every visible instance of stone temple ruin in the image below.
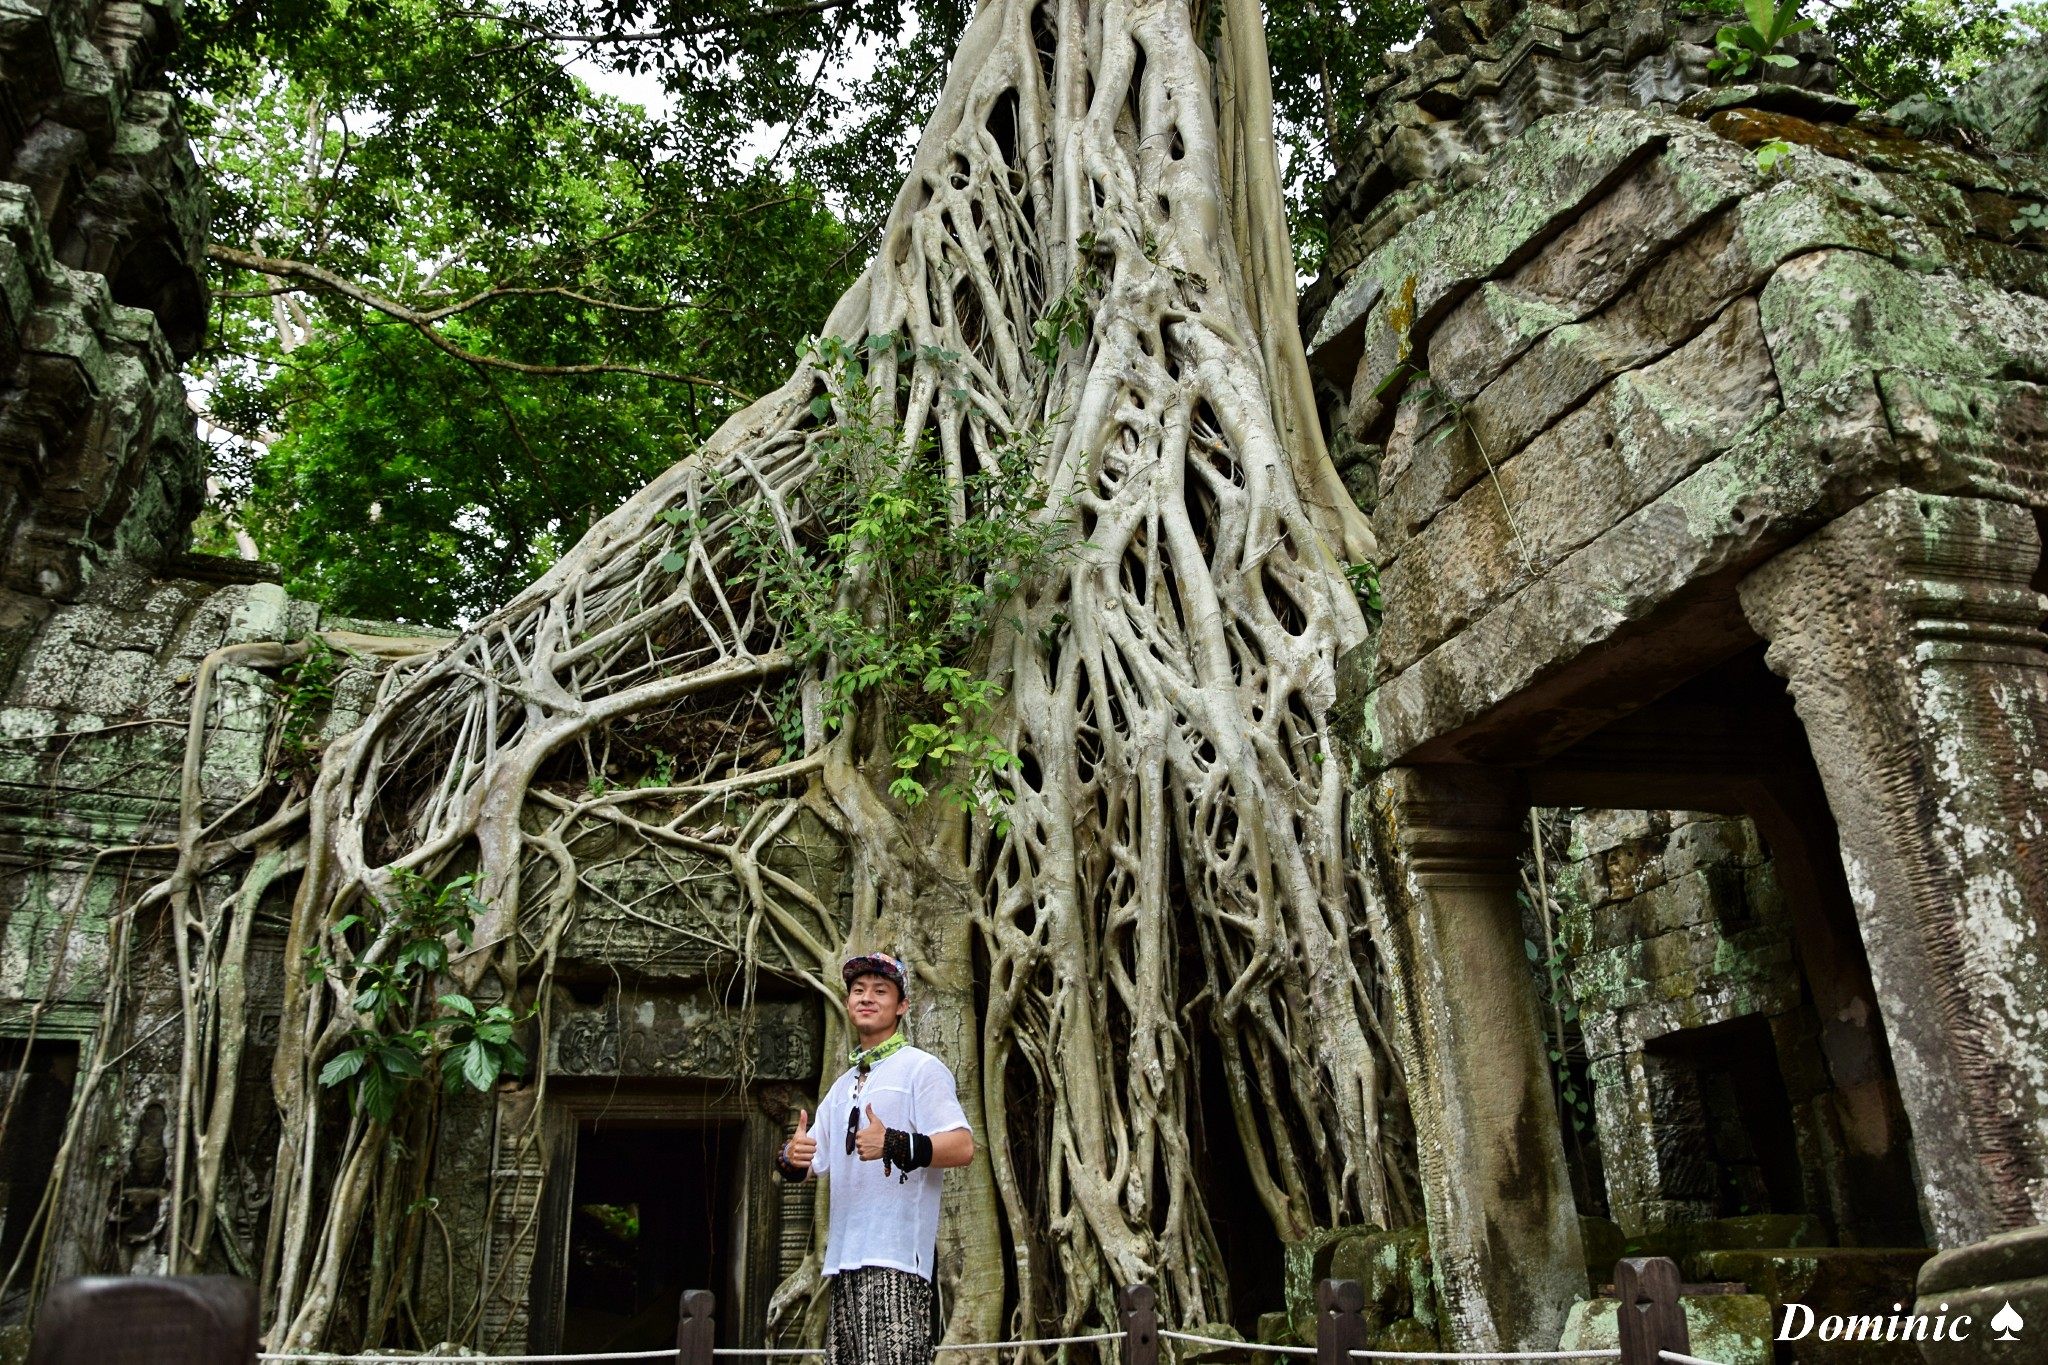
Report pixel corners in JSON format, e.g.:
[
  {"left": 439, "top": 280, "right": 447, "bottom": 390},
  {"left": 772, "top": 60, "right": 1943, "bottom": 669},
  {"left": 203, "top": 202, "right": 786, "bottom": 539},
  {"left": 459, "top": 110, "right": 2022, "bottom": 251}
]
[
  {"left": 0, "top": 0, "right": 2046, "bottom": 1362},
  {"left": 1312, "top": 0, "right": 2048, "bottom": 1359}
]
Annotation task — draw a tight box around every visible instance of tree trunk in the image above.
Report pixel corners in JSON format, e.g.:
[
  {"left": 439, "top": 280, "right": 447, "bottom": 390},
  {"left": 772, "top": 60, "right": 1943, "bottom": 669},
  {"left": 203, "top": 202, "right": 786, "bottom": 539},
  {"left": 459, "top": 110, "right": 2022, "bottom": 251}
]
[{"left": 160, "top": 0, "right": 1411, "bottom": 1345}]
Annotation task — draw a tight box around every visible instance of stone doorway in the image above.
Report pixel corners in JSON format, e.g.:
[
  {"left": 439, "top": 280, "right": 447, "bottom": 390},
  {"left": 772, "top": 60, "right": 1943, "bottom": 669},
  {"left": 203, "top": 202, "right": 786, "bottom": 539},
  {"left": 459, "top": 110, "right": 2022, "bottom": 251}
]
[
  {"left": 516, "top": 1085, "right": 791, "bottom": 1355},
  {"left": 558, "top": 1121, "right": 745, "bottom": 1354},
  {"left": 1639, "top": 1015, "right": 1804, "bottom": 1225},
  {"left": 0, "top": 1039, "right": 77, "bottom": 1277}
]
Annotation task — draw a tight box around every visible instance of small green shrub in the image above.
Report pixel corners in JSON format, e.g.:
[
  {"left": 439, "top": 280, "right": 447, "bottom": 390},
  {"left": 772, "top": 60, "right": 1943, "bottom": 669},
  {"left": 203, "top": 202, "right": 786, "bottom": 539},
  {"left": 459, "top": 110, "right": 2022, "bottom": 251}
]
[{"left": 1709, "top": 0, "right": 1817, "bottom": 83}]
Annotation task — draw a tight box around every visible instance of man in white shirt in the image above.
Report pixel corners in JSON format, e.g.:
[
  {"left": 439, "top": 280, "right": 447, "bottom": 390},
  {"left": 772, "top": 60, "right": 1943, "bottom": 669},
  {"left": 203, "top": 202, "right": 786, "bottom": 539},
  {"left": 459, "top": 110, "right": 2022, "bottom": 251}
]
[{"left": 779, "top": 952, "right": 974, "bottom": 1365}]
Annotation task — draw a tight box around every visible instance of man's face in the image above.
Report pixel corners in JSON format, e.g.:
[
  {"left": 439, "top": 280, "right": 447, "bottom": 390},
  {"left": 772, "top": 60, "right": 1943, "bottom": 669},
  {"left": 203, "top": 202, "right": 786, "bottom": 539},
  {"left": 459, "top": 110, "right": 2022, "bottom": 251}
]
[{"left": 846, "top": 973, "right": 906, "bottom": 1032}]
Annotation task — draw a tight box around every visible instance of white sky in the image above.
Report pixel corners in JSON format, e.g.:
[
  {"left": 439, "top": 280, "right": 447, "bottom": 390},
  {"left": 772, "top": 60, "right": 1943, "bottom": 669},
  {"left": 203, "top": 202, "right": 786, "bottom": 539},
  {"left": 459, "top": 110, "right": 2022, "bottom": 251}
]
[{"left": 567, "top": 25, "right": 895, "bottom": 177}]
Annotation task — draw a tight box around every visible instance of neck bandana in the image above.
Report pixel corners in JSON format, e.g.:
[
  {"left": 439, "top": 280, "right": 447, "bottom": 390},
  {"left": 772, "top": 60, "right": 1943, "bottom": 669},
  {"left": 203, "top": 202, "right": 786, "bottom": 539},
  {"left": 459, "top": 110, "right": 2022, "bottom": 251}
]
[{"left": 848, "top": 1030, "right": 907, "bottom": 1071}]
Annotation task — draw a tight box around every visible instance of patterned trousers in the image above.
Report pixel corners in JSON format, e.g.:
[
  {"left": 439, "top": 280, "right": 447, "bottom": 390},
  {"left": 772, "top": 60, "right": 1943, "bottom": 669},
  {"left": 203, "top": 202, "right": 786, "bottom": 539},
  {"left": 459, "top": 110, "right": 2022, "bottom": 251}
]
[{"left": 825, "top": 1265, "right": 935, "bottom": 1365}]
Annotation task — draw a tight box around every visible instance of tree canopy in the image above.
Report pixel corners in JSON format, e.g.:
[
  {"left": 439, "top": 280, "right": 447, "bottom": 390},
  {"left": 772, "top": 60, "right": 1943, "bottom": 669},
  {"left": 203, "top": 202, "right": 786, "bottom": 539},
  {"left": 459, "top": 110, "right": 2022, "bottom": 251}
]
[{"left": 187, "top": 0, "right": 2043, "bottom": 626}]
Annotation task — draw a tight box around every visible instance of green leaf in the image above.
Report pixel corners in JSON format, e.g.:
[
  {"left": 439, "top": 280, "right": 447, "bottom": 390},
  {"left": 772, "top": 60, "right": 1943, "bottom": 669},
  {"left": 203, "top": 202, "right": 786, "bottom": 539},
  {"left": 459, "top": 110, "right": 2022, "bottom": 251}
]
[
  {"left": 660, "top": 551, "right": 687, "bottom": 573},
  {"left": 319, "top": 1049, "right": 369, "bottom": 1086},
  {"left": 378, "top": 1045, "right": 425, "bottom": 1078},
  {"left": 438, "top": 993, "right": 478, "bottom": 1018},
  {"left": 358, "top": 1063, "right": 399, "bottom": 1123},
  {"left": 809, "top": 395, "right": 834, "bottom": 421},
  {"left": 1524, "top": 939, "right": 1540, "bottom": 961},
  {"left": 461, "top": 1040, "right": 500, "bottom": 1092},
  {"left": 398, "top": 939, "right": 447, "bottom": 973}
]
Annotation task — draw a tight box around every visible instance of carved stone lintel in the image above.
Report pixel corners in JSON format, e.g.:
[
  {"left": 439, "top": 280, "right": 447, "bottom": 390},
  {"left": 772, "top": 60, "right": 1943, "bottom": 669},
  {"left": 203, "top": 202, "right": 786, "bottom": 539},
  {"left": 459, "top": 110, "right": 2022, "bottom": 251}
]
[
  {"left": 1740, "top": 490, "right": 2048, "bottom": 1245},
  {"left": 1366, "top": 765, "right": 1584, "bottom": 1352}
]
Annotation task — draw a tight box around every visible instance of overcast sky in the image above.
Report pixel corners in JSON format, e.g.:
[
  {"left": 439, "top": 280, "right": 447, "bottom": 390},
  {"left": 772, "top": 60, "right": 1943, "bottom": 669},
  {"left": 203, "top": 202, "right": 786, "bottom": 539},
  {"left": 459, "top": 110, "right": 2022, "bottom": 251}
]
[{"left": 567, "top": 28, "right": 895, "bottom": 176}]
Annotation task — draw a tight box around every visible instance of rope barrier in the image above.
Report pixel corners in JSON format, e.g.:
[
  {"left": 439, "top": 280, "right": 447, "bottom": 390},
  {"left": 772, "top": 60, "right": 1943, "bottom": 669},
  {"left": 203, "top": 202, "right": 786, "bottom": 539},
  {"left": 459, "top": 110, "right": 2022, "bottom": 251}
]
[
  {"left": 1156, "top": 1331, "right": 1316, "bottom": 1356},
  {"left": 1349, "top": 1352, "right": 1622, "bottom": 1361},
  {"left": 258, "top": 1354, "right": 678, "bottom": 1363},
  {"left": 712, "top": 1350, "right": 825, "bottom": 1357},
  {"left": 256, "top": 1331, "right": 1130, "bottom": 1364},
  {"left": 938, "top": 1332, "right": 1129, "bottom": 1351},
  {"left": 254, "top": 1327, "right": 1695, "bottom": 1364}
]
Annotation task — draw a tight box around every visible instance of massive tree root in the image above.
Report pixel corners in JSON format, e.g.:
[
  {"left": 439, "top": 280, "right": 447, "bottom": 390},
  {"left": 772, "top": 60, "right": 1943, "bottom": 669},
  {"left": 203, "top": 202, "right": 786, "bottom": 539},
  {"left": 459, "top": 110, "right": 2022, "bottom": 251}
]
[{"left": 36, "top": 0, "right": 1416, "bottom": 1348}]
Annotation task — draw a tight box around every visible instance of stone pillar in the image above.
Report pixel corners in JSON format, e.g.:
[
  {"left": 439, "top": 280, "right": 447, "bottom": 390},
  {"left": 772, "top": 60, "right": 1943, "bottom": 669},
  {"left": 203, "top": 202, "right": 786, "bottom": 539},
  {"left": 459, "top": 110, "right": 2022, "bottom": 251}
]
[
  {"left": 1367, "top": 765, "right": 1585, "bottom": 1351},
  {"left": 1739, "top": 490, "right": 2048, "bottom": 1247}
]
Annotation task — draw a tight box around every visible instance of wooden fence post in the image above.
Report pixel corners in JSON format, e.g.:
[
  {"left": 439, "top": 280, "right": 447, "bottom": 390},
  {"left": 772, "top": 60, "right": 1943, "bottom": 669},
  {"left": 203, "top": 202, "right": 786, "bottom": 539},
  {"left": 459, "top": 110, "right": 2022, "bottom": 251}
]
[
  {"left": 1119, "top": 1283, "right": 1157, "bottom": 1365},
  {"left": 1315, "top": 1279, "right": 1366, "bottom": 1365},
  {"left": 1615, "top": 1258, "right": 1689, "bottom": 1365},
  {"left": 30, "top": 1275, "right": 257, "bottom": 1365},
  {"left": 678, "top": 1288, "right": 717, "bottom": 1365}
]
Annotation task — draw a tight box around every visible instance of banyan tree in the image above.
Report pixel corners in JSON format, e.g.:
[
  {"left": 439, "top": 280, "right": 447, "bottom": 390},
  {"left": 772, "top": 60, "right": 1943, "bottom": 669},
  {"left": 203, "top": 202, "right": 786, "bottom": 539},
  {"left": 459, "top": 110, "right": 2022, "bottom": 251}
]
[{"left": 15, "top": 0, "right": 1417, "bottom": 1350}]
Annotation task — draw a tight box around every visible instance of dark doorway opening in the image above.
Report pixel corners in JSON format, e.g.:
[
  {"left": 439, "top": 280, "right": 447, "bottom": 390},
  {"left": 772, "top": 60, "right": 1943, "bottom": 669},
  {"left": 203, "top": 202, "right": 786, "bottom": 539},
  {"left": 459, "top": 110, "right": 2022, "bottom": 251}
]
[
  {"left": 1644, "top": 1015, "right": 1803, "bottom": 1217},
  {"left": 561, "top": 1123, "right": 742, "bottom": 1354},
  {"left": 1193, "top": 1031, "right": 1286, "bottom": 1337},
  {"left": 0, "top": 1040, "right": 77, "bottom": 1273}
]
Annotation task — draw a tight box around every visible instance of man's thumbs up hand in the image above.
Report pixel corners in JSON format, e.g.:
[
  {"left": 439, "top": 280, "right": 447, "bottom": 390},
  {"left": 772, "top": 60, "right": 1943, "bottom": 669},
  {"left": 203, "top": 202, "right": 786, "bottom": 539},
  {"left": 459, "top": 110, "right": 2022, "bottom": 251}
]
[
  {"left": 856, "top": 1103, "right": 887, "bottom": 1161},
  {"left": 786, "top": 1108, "right": 817, "bottom": 1169}
]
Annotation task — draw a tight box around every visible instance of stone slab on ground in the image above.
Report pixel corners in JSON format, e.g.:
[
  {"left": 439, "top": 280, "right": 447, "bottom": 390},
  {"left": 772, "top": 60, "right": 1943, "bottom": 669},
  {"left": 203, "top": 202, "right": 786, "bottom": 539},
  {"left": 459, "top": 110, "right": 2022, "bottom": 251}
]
[
  {"left": 1695, "top": 1248, "right": 1937, "bottom": 1363},
  {"left": 1913, "top": 1223, "right": 2048, "bottom": 1365},
  {"left": 1559, "top": 1292, "right": 1772, "bottom": 1365}
]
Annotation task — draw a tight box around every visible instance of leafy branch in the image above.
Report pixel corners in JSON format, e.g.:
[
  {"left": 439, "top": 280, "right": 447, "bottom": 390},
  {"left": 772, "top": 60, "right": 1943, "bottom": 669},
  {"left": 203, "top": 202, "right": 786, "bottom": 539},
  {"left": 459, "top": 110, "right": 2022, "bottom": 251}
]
[
  {"left": 1032, "top": 238, "right": 1104, "bottom": 365},
  {"left": 273, "top": 634, "right": 344, "bottom": 778},
  {"left": 310, "top": 870, "right": 531, "bottom": 1123},
  {"left": 687, "top": 334, "right": 1070, "bottom": 828},
  {"left": 1709, "top": 0, "right": 1817, "bottom": 83},
  {"left": 1344, "top": 560, "right": 1384, "bottom": 632},
  {"left": 207, "top": 243, "right": 755, "bottom": 400}
]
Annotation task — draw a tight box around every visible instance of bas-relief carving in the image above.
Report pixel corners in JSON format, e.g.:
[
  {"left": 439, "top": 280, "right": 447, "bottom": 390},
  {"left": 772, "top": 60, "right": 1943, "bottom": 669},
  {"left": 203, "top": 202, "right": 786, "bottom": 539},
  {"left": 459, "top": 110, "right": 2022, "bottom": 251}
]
[
  {"left": 545, "top": 823, "right": 842, "bottom": 975},
  {"left": 549, "top": 990, "right": 818, "bottom": 1081}
]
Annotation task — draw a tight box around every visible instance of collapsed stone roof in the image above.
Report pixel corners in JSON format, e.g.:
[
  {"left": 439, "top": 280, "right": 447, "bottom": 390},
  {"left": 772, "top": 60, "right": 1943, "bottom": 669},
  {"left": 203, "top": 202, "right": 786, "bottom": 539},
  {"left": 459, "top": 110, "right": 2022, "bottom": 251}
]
[
  {"left": 0, "top": 0, "right": 209, "bottom": 617},
  {"left": 1306, "top": 0, "right": 1837, "bottom": 335}
]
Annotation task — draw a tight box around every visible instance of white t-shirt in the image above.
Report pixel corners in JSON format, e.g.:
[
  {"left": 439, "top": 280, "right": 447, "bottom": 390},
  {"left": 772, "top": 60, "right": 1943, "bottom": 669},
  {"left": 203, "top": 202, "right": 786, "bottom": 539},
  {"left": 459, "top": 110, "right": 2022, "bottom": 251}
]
[{"left": 808, "top": 1043, "right": 971, "bottom": 1281}]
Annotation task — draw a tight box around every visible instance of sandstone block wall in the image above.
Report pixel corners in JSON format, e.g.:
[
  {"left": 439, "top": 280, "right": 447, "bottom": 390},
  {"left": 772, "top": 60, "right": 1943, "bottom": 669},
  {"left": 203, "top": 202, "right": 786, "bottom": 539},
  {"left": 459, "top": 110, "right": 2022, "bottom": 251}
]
[
  {"left": 0, "top": 561, "right": 843, "bottom": 1335},
  {"left": 0, "top": 0, "right": 208, "bottom": 615},
  {"left": 1318, "top": 88, "right": 2048, "bottom": 766},
  {"left": 1314, "top": 0, "right": 1834, "bottom": 303},
  {"left": 1557, "top": 809, "right": 1918, "bottom": 1247},
  {"left": 0, "top": 559, "right": 322, "bottom": 1279},
  {"left": 1324, "top": 11, "right": 2048, "bottom": 1343}
]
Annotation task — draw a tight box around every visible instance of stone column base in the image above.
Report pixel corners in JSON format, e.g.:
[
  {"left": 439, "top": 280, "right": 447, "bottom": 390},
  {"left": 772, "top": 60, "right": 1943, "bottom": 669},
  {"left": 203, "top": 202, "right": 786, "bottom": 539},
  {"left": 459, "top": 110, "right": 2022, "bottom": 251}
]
[{"left": 1914, "top": 1224, "right": 2048, "bottom": 1364}]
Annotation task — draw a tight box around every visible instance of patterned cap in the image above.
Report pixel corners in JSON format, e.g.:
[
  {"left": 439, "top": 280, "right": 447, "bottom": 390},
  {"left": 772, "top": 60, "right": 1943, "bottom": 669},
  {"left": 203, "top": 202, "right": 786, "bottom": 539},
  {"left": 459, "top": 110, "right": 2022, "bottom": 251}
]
[{"left": 842, "top": 951, "right": 907, "bottom": 996}]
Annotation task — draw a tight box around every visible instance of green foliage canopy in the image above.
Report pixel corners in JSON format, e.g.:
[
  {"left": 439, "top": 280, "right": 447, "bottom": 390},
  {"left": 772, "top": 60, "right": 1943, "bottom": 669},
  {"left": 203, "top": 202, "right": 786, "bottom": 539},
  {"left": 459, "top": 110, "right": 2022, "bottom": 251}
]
[
  {"left": 1263, "top": 0, "right": 1427, "bottom": 275},
  {"left": 185, "top": 0, "right": 2046, "bottom": 627},
  {"left": 1820, "top": 0, "right": 2037, "bottom": 107},
  {"left": 191, "top": 0, "right": 865, "bottom": 624}
]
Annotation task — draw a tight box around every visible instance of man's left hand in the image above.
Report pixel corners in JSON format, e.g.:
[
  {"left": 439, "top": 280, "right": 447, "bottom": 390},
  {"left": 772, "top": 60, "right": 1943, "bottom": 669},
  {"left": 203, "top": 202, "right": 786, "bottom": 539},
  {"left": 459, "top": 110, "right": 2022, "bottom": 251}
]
[{"left": 856, "top": 1104, "right": 888, "bottom": 1161}]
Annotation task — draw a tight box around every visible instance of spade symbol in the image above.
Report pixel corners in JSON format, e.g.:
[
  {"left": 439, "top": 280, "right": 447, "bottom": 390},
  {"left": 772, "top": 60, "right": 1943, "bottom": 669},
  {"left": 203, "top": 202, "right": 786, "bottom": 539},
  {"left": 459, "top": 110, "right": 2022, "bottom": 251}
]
[{"left": 1990, "top": 1301, "right": 2024, "bottom": 1341}]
